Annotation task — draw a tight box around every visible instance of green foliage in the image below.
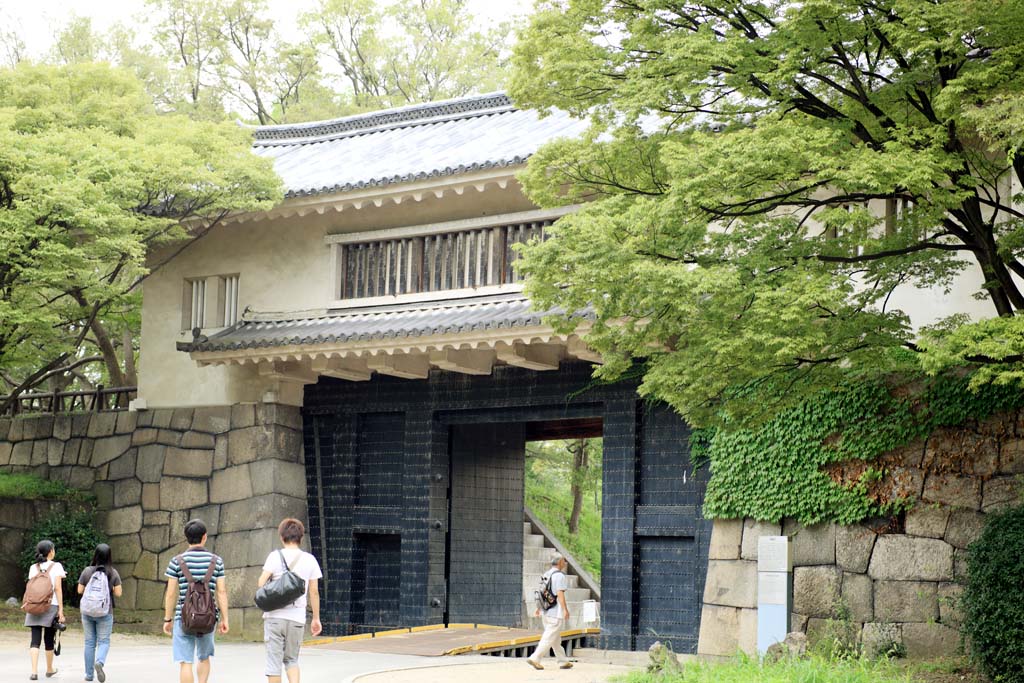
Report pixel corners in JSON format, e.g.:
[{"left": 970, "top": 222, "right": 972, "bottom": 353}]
[
  {"left": 19, "top": 510, "right": 105, "bottom": 607},
  {"left": 961, "top": 505, "right": 1024, "bottom": 683},
  {"left": 620, "top": 653, "right": 912, "bottom": 683},
  {"left": 525, "top": 439, "right": 602, "bottom": 580},
  {"left": 0, "top": 472, "right": 87, "bottom": 501},
  {"left": 511, "top": 1, "right": 1024, "bottom": 429},
  {"left": 703, "top": 374, "right": 1024, "bottom": 524},
  {"left": 809, "top": 601, "right": 862, "bottom": 661}
]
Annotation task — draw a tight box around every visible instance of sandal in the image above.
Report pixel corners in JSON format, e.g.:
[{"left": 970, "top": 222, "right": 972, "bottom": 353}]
[
  {"left": 29, "top": 676, "right": 38, "bottom": 681},
  {"left": 45, "top": 670, "right": 58, "bottom": 678}
]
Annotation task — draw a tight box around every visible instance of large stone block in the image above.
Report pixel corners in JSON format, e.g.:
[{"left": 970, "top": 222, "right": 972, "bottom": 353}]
[
  {"left": 874, "top": 581, "right": 938, "bottom": 622},
  {"left": 256, "top": 403, "right": 303, "bottom": 431},
  {"left": 740, "top": 519, "right": 782, "bottom": 560},
  {"left": 953, "top": 548, "right": 968, "bottom": 582},
  {"left": 115, "top": 411, "right": 138, "bottom": 434},
  {"left": 26, "top": 416, "right": 53, "bottom": 439},
  {"left": 213, "top": 436, "right": 228, "bottom": 471},
  {"left": 170, "top": 408, "right": 195, "bottom": 431},
  {"left": 227, "top": 427, "right": 262, "bottom": 466},
  {"left": 131, "top": 429, "right": 159, "bottom": 447},
  {"left": 31, "top": 440, "right": 48, "bottom": 466},
  {"left": 7, "top": 417, "right": 24, "bottom": 441},
  {"left": 697, "top": 604, "right": 757, "bottom": 657},
  {"left": 107, "top": 533, "right": 142, "bottom": 565},
  {"left": 708, "top": 519, "right": 743, "bottom": 560},
  {"left": 0, "top": 416, "right": 10, "bottom": 440},
  {"left": 241, "top": 606, "right": 266, "bottom": 642},
  {"left": 70, "top": 414, "right": 90, "bottom": 437},
  {"left": 157, "top": 430, "right": 182, "bottom": 446},
  {"left": 64, "top": 439, "right": 81, "bottom": 466},
  {"left": 158, "top": 542, "right": 190, "bottom": 575},
  {"left": 902, "top": 623, "right": 959, "bottom": 659},
  {"left": 836, "top": 524, "right": 876, "bottom": 573},
  {"left": 1000, "top": 437, "right": 1024, "bottom": 474},
  {"left": 862, "top": 623, "right": 902, "bottom": 658},
  {"left": 93, "top": 481, "right": 115, "bottom": 510},
  {"left": 136, "top": 445, "right": 166, "bottom": 483},
  {"left": 68, "top": 466, "right": 95, "bottom": 490},
  {"left": 10, "top": 441, "right": 32, "bottom": 466},
  {"left": 945, "top": 510, "right": 986, "bottom": 549},
  {"left": 91, "top": 435, "right": 131, "bottom": 467},
  {"left": 793, "top": 566, "right": 841, "bottom": 618},
  {"left": 149, "top": 409, "right": 173, "bottom": 429},
  {"left": 215, "top": 530, "right": 252, "bottom": 568},
  {"left": 231, "top": 404, "right": 256, "bottom": 429},
  {"left": 905, "top": 505, "right": 950, "bottom": 538},
  {"left": 250, "top": 459, "right": 307, "bottom": 499},
  {"left": 162, "top": 448, "right": 214, "bottom": 478},
  {"left": 113, "top": 478, "right": 143, "bottom": 508},
  {"left": 181, "top": 431, "right": 216, "bottom": 450},
  {"left": 227, "top": 566, "right": 263, "bottom": 609},
  {"left": 868, "top": 535, "right": 953, "bottom": 581},
  {"left": 141, "top": 483, "right": 161, "bottom": 511},
  {"left": 841, "top": 572, "right": 873, "bottom": 623},
  {"left": 78, "top": 440, "right": 93, "bottom": 466},
  {"left": 136, "top": 579, "right": 167, "bottom": 609},
  {"left": 0, "top": 441, "right": 12, "bottom": 467},
  {"left": 983, "top": 476, "right": 1022, "bottom": 512},
  {"left": 118, "top": 577, "right": 138, "bottom": 610},
  {"left": 159, "top": 477, "right": 209, "bottom": 511},
  {"left": 141, "top": 525, "right": 170, "bottom": 553},
  {"left": 246, "top": 527, "right": 282, "bottom": 566},
  {"left": 46, "top": 439, "right": 64, "bottom": 467},
  {"left": 783, "top": 520, "right": 836, "bottom": 566},
  {"left": 702, "top": 559, "right": 757, "bottom": 609},
  {"left": 107, "top": 450, "right": 138, "bottom": 480},
  {"left": 922, "top": 473, "right": 982, "bottom": 510},
  {"left": 219, "top": 494, "right": 308, "bottom": 534},
  {"left": 187, "top": 504, "right": 221, "bottom": 537},
  {"left": 87, "top": 412, "right": 118, "bottom": 438},
  {"left": 52, "top": 416, "right": 72, "bottom": 441},
  {"left": 133, "top": 550, "right": 159, "bottom": 580},
  {"left": 143, "top": 511, "right": 170, "bottom": 526},
  {"left": 192, "top": 406, "right": 233, "bottom": 435},
  {"left": 102, "top": 505, "right": 143, "bottom": 535},
  {"left": 210, "top": 464, "right": 254, "bottom": 503}
]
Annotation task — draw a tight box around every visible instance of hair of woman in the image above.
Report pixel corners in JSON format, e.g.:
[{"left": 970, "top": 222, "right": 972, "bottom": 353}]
[
  {"left": 90, "top": 543, "right": 113, "bottom": 578},
  {"left": 34, "top": 539, "right": 54, "bottom": 565}
]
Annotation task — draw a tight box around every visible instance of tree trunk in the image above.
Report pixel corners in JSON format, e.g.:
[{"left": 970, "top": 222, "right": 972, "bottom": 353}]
[
  {"left": 568, "top": 438, "right": 588, "bottom": 534},
  {"left": 123, "top": 327, "right": 137, "bottom": 386}
]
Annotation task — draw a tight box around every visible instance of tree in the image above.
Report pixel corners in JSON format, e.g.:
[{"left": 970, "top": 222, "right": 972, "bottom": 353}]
[
  {"left": 511, "top": 0, "right": 1024, "bottom": 427},
  {"left": 0, "top": 63, "right": 282, "bottom": 410},
  {"left": 303, "top": 0, "right": 511, "bottom": 110}
]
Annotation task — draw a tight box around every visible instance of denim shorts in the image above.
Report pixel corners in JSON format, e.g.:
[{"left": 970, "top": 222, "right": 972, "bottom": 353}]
[{"left": 172, "top": 619, "right": 215, "bottom": 663}]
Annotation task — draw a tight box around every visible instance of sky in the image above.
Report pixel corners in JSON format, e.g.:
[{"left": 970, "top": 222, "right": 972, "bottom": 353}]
[{"left": 2, "top": 0, "right": 533, "bottom": 60}]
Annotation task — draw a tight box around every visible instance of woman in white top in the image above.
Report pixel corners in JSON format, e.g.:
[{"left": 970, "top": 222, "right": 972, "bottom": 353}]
[{"left": 24, "top": 539, "right": 66, "bottom": 681}]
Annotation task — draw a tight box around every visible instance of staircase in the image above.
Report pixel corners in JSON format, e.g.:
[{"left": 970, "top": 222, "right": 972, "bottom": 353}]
[{"left": 521, "top": 517, "right": 600, "bottom": 630}]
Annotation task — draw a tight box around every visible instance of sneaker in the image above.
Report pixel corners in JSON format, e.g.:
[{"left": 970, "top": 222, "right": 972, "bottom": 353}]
[
  {"left": 559, "top": 662, "right": 574, "bottom": 669},
  {"left": 94, "top": 663, "right": 105, "bottom": 683},
  {"left": 526, "top": 658, "right": 544, "bottom": 670}
]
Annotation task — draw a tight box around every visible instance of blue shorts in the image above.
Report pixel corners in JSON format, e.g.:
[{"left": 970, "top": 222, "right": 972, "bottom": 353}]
[{"left": 172, "top": 619, "right": 216, "bottom": 663}]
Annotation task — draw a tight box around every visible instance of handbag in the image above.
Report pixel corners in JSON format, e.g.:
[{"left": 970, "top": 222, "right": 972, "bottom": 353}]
[{"left": 255, "top": 550, "right": 306, "bottom": 611}]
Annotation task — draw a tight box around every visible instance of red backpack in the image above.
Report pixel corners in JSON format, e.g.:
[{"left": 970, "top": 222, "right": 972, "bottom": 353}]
[
  {"left": 22, "top": 564, "right": 55, "bottom": 615},
  {"left": 177, "top": 555, "right": 218, "bottom": 635}
]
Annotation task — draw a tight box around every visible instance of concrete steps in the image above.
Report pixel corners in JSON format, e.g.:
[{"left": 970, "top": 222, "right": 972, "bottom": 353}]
[{"left": 521, "top": 517, "right": 599, "bottom": 631}]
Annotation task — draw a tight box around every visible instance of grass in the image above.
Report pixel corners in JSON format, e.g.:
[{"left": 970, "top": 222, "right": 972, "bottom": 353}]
[
  {"left": 525, "top": 453, "right": 602, "bottom": 581},
  {"left": 0, "top": 603, "right": 162, "bottom": 635},
  {"left": 0, "top": 472, "right": 86, "bottom": 501}
]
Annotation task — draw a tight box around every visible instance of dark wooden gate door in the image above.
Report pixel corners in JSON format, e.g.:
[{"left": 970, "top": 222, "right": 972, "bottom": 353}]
[{"left": 445, "top": 423, "right": 526, "bottom": 626}]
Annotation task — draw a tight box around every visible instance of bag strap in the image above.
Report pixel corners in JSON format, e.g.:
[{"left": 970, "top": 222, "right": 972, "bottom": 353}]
[
  {"left": 201, "top": 555, "right": 218, "bottom": 584},
  {"left": 176, "top": 555, "right": 194, "bottom": 583},
  {"left": 278, "top": 549, "right": 298, "bottom": 573}
]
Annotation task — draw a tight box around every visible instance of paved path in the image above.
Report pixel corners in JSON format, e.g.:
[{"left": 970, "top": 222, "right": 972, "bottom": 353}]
[{"left": 0, "top": 631, "right": 634, "bottom": 683}]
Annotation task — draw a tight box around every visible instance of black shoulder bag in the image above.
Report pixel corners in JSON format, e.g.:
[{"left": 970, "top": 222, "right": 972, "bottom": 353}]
[{"left": 255, "top": 550, "right": 306, "bottom": 612}]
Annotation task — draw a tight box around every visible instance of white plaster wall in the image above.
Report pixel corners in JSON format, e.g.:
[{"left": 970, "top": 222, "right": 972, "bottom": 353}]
[{"left": 138, "top": 183, "right": 537, "bottom": 407}]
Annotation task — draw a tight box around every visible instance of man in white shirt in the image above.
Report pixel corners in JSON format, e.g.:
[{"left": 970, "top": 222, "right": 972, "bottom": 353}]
[
  {"left": 256, "top": 518, "right": 323, "bottom": 683},
  {"left": 527, "top": 553, "right": 573, "bottom": 671}
]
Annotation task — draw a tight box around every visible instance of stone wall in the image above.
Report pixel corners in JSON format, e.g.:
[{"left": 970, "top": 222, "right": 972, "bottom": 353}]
[
  {"left": 698, "top": 410, "right": 1024, "bottom": 659},
  {"left": 0, "top": 498, "right": 86, "bottom": 600},
  {"left": 0, "top": 404, "right": 306, "bottom": 639}
]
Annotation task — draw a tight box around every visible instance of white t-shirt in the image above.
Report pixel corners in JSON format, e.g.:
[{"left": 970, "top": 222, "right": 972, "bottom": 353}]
[
  {"left": 28, "top": 561, "right": 67, "bottom": 606},
  {"left": 542, "top": 568, "right": 568, "bottom": 618},
  {"left": 261, "top": 548, "right": 322, "bottom": 624}
]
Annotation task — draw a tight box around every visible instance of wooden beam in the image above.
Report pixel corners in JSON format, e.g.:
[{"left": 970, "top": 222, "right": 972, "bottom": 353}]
[
  {"left": 366, "top": 353, "right": 430, "bottom": 379},
  {"left": 567, "top": 337, "right": 602, "bottom": 364},
  {"left": 258, "top": 360, "right": 319, "bottom": 384},
  {"left": 310, "top": 356, "right": 372, "bottom": 382},
  {"left": 428, "top": 349, "right": 494, "bottom": 376},
  {"left": 494, "top": 342, "right": 563, "bottom": 371}
]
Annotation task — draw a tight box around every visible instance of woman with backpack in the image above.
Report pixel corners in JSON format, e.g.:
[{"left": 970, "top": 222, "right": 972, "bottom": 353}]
[
  {"left": 23, "top": 539, "right": 66, "bottom": 681},
  {"left": 77, "top": 543, "right": 123, "bottom": 683}
]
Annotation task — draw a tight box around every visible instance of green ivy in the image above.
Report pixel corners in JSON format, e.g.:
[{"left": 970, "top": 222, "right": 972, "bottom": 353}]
[{"left": 701, "top": 374, "right": 1024, "bottom": 524}]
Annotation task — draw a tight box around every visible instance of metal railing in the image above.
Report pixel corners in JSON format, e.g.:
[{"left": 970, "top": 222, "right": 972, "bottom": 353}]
[{"left": 0, "top": 386, "right": 137, "bottom": 417}]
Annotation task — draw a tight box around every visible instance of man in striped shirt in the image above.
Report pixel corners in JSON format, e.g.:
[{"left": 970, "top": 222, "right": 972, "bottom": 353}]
[{"left": 162, "top": 519, "right": 229, "bottom": 683}]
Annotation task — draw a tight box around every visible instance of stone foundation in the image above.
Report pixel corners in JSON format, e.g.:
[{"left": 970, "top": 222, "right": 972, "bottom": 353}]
[
  {"left": 697, "top": 409, "right": 1024, "bottom": 658},
  {"left": 0, "top": 404, "right": 305, "bottom": 640},
  {"left": 0, "top": 498, "right": 88, "bottom": 600}
]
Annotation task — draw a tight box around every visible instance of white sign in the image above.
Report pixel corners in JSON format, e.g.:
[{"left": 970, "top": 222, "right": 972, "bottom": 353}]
[
  {"left": 758, "top": 571, "right": 788, "bottom": 606},
  {"left": 757, "top": 535, "right": 792, "bottom": 573}
]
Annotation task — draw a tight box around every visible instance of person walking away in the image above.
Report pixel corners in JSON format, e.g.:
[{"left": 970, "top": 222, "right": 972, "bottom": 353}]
[
  {"left": 78, "top": 543, "right": 123, "bottom": 682},
  {"left": 23, "top": 539, "right": 66, "bottom": 680},
  {"left": 256, "top": 518, "right": 323, "bottom": 683},
  {"left": 162, "top": 520, "right": 228, "bottom": 683},
  {"left": 526, "top": 553, "right": 573, "bottom": 671}
]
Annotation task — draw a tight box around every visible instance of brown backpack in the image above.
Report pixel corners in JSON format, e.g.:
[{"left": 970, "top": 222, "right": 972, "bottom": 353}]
[
  {"left": 177, "top": 554, "right": 219, "bottom": 635},
  {"left": 22, "top": 563, "right": 55, "bottom": 615}
]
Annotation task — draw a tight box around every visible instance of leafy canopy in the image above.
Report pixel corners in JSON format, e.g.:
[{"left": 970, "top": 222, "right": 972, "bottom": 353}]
[
  {"left": 511, "top": 0, "right": 1024, "bottom": 427},
  {"left": 0, "top": 63, "right": 281, "bottom": 398}
]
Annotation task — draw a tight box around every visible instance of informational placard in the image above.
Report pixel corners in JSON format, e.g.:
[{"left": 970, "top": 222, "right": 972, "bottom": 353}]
[{"left": 757, "top": 535, "right": 792, "bottom": 655}]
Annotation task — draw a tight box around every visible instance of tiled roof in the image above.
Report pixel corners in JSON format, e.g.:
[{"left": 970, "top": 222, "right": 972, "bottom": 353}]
[
  {"left": 250, "top": 93, "right": 589, "bottom": 198},
  {"left": 182, "top": 294, "right": 589, "bottom": 353}
]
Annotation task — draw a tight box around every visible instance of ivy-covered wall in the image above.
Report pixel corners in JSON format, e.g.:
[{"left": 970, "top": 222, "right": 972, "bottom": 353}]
[{"left": 699, "top": 376, "right": 1024, "bottom": 524}]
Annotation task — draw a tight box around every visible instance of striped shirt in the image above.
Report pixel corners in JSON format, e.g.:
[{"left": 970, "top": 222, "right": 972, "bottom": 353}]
[{"left": 164, "top": 547, "right": 225, "bottom": 619}]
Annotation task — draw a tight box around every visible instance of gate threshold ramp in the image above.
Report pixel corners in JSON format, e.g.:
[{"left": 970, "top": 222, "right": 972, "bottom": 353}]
[{"left": 306, "top": 624, "right": 599, "bottom": 658}]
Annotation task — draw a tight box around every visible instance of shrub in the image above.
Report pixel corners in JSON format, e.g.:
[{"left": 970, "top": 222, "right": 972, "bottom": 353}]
[
  {"left": 18, "top": 510, "right": 106, "bottom": 607},
  {"left": 0, "top": 472, "right": 85, "bottom": 501},
  {"left": 619, "top": 653, "right": 911, "bottom": 683},
  {"left": 961, "top": 505, "right": 1024, "bottom": 682}
]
